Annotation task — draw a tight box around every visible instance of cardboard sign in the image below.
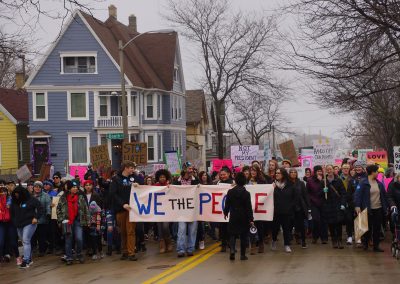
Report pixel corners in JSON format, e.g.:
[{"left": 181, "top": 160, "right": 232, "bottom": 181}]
[
  {"left": 279, "top": 140, "right": 299, "bottom": 166},
  {"left": 358, "top": 149, "right": 373, "bottom": 162},
  {"left": 122, "top": 142, "right": 147, "bottom": 165},
  {"left": 231, "top": 145, "right": 259, "bottom": 166},
  {"left": 394, "top": 146, "right": 400, "bottom": 173},
  {"left": 367, "top": 151, "right": 388, "bottom": 169},
  {"left": 165, "top": 151, "right": 181, "bottom": 176},
  {"left": 313, "top": 141, "right": 335, "bottom": 166},
  {"left": 16, "top": 165, "right": 32, "bottom": 182},
  {"left": 90, "top": 145, "right": 111, "bottom": 170},
  {"left": 39, "top": 164, "right": 51, "bottom": 181},
  {"left": 211, "top": 159, "right": 233, "bottom": 173},
  {"left": 129, "top": 184, "right": 274, "bottom": 222}
]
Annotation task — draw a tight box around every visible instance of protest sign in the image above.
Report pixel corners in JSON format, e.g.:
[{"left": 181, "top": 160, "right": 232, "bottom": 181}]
[
  {"left": 211, "top": 159, "right": 233, "bottom": 173},
  {"left": 301, "top": 149, "right": 314, "bottom": 157},
  {"left": 279, "top": 140, "right": 299, "bottom": 166},
  {"left": 394, "top": 146, "right": 400, "bottom": 173},
  {"left": 367, "top": 151, "right": 388, "bottom": 169},
  {"left": 69, "top": 165, "right": 86, "bottom": 180},
  {"left": 51, "top": 196, "right": 60, "bottom": 220},
  {"left": 300, "top": 156, "right": 313, "bottom": 168},
  {"left": 16, "top": 165, "right": 32, "bottom": 182},
  {"left": 264, "top": 143, "right": 272, "bottom": 162},
  {"left": 122, "top": 142, "right": 147, "bottom": 165},
  {"left": 90, "top": 145, "right": 111, "bottom": 170},
  {"left": 357, "top": 149, "right": 373, "bottom": 162},
  {"left": 129, "top": 184, "right": 274, "bottom": 222},
  {"left": 313, "top": 141, "right": 335, "bottom": 166},
  {"left": 164, "top": 151, "right": 181, "bottom": 175},
  {"left": 231, "top": 145, "right": 259, "bottom": 166}
]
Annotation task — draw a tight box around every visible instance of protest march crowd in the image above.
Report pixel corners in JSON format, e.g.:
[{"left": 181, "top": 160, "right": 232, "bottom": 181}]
[{"left": 1, "top": 155, "right": 400, "bottom": 268}]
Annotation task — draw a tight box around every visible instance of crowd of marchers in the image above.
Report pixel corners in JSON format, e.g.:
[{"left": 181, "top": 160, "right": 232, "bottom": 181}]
[{"left": 1, "top": 158, "right": 400, "bottom": 267}]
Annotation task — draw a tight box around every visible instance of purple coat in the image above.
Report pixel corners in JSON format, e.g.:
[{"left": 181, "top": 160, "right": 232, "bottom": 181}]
[{"left": 306, "top": 176, "right": 324, "bottom": 208}]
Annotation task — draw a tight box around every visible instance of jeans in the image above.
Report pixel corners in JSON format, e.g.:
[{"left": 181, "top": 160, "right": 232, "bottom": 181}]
[
  {"left": 17, "top": 224, "right": 37, "bottom": 262},
  {"left": 177, "top": 222, "right": 198, "bottom": 253},
  {"left": 311, "top": 205, "right": 328, "bottom": 241},
  {"left": 65, "top": 220, "right": 83, "bottom": 261},
  {"left": 272, "top": 214, "right": 292, "bottom": 246}
]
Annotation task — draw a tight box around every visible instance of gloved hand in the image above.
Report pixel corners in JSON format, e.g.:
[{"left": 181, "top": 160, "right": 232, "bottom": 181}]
[
  {"left": 340, "top": 205, "right": 345, "bottom": 211},
  {"left": 323, "top": 187, "right": 328, "bottom": 193}
]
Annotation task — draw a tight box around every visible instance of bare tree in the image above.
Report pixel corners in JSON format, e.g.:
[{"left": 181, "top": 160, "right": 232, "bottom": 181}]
[
  {"left": 165, "top": 0, "right": 281, "bottom": 158},
  {"left": 226, "top": 88, "right": 285, "bottom": 145}
]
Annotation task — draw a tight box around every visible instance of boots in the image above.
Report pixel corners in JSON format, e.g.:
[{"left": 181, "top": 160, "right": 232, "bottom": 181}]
[
  {"left": 165, "top": 238, "right": 173, "bottom": 252},
  {"left": 159, "top": 240, "right": 166, "bottom": 254},
  {"left": 250, "top": 245, "right": 257, "bottom": 255},
  {"left": 258, "top": 242, "right": 265, "bottom": 253}
]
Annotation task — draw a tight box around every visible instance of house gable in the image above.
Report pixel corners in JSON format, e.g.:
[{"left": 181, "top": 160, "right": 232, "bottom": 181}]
[
  {"left": 28, "top": 13, "right": 121, "bottom": 86},
  {"left": 0, "top": 110, "right": 17, "bottom": 169}
]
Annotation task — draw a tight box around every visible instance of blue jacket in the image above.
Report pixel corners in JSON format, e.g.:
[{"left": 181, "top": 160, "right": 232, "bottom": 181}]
[{"left": 354, "top": 178, "right": 388, "bottom": 213}]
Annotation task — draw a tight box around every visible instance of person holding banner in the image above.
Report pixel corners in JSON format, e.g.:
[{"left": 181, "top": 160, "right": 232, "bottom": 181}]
[
  {"left": 271, "top": 168, "right": 297, "bottom": 253},
  {"left": 322, "top": 165, "right": 346, "bottom": 249},
  {"left": 307, "top": 166, "right": 329, "bottom": 244},
  {"left": 289, "top": 169, "right": 310, "bottom": 249},
  {"left": 223, "top": 172, "right": 254, "bottom": 261},
  {"left": 110, "top": 161, "right": 142, "bottom": 261},
  {"left": 154, "top": 169, "right": 173, "bottom": 254},
  {"left": 174, "top": 166, "right": 200, "bottom": 257},
  {"left": 354, "top": 164, "right": 388, "bottom": 252}
]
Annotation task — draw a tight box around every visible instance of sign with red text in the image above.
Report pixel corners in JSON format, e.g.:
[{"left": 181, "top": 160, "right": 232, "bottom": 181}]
[
  {"left": 367, "top": 151, "right": 388, "bottom": 169},
  {"left": 211, "top": 159, "right": 233, "bottom": 173},
  {"left": 129, "top": 184, "right": 274, "bottom": 222}
]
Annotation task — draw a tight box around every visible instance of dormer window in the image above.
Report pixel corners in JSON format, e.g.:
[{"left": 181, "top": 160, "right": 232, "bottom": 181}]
[
  {"left": 60, "top": 52, "right": 97, "bottom": 74},
  {"left": 173, "top": 66, "right": 179, "bottom": 82}
]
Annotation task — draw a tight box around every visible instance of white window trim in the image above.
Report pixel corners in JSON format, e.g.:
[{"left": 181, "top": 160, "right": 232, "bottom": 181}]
[
  {"left": 157, "top": 94, "right": 162, "bottom": 120},
  {"left": 18, "top": 140, "right": 23, "bottom": 162},
  {"left": 145, "top": 93, "right": 158, "bottom": 120},
  {"left": 32, "top": 91, "right": 48, "bottom": 121},
  {"left": 99, "top": 95, "right": 110, "bottom": 117},
  {"left": 131, "top": 93, "right": 138, "bottom": 117},
  {"left": 60, "top": 51, "right": 98, "bottom": 75},
  {"left": 145, "top": 132, "right": 157, "bottom": 163},
  {"left": 68, "top": 132, "right": 90, "bottom": 166},
  {"left": 178, "top": 96, "right": 182, "bottom": 119},
  {"left": 67, "top": 91, "right": 89, "bottom": 121}
]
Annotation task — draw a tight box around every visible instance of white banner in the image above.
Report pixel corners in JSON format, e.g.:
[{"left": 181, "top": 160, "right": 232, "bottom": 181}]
[
  {"left": 231, "top": 145, "right": 260, "bottom": 166},
  {"left": 129, "top": 184, "right": 274, "bottom": 222}
]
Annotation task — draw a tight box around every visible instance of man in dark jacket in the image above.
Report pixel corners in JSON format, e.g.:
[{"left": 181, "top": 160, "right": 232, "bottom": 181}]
[
  {"left": 224, "top": 172, "right": 254, "bottom": 261},
  {"left": 354, "top": 164, "right": 388, "bottom": 252},
  {"left": 110, "top": 161, "right": 143, "bottom": 261}
]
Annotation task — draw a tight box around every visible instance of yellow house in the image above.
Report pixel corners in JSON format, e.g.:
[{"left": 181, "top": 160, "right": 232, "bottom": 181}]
[
  {"left": 0, "top": 88, "right": 29, "bottom": 174},
  {"left": 185, "top": 90, "right": 209, "bottom": 171}
]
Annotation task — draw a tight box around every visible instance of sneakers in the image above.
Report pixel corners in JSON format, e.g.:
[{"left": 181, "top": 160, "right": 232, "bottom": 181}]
[
  {"left": 177, "top": 252, "right": 185, "bottom": 258},
  {"left": 271, "top": 241, "right": 277, "bottom": 251},
  {"left": 16, "top": 256, "right": 23, "bottom": 266},
  {"left": 199, "top": 241, "right": 205, "bottom": 250},
  {"left": 78, "top": 256, "right": 85, "bottom": 264},
  {"left": 128, "top": 255, "right": 138, "bottom": 261},
  {"left": 92, "top": 254, "right": 98, "bottom": 260},
  {"left": 19, "top": 261, "right": 30, "bottom": 269},
  {"left": 284, "top": 246, "right": 292, "bottom": 253},
  {"left": 347, "top": 237, "right": 353, "bottom": 245},
  {"left": 301, "top": 242, "right": 307, "bottom": 249}
]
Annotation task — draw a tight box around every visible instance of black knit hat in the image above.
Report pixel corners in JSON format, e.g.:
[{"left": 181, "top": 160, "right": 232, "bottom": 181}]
[{"left": 313, "top": 165, "right": 323, "bottom": 173}]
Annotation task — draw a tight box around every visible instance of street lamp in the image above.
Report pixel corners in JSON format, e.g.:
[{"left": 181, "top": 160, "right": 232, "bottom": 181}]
[{"left": 119, "top": 29, "right": 175, "bottom": 142}]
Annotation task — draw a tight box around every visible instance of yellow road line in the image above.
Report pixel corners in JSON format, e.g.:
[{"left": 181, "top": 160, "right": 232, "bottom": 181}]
[{"left": 142, "top": 243, "right": 220, "bottom": 284}]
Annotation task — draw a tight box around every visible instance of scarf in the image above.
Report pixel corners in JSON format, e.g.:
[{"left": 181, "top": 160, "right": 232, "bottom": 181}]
[
  {"left": 67, "top": 194, "right": 79, "bottom": 225},
  {"left": 275, "top": 181, "right": 286, "bottom": 189}
]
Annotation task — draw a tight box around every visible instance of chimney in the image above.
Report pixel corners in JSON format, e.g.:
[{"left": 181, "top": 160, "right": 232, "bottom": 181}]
[
  {"left": 128, "top": 14, "right": 137, "bottom": 33},
  {"left": 15, "top": 72, "right": 25, "bottom": 89},
  {"left": 108, "top": 5, "right": 117, "bottom": 19}
]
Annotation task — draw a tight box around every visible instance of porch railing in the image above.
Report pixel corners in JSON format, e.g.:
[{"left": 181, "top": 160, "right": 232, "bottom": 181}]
[{"left": 96, "top": 116, "right": 139, "bottom": 128}]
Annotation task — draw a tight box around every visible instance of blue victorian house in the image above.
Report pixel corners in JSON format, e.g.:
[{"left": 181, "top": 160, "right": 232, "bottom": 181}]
[{"left": 25, "top": 5, "right": 186, "bottom": 175}]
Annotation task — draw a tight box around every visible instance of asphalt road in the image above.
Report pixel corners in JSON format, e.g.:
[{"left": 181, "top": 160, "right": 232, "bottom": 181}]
[{"left": 1, "top": 238, "right": 399, "bottom": 284}]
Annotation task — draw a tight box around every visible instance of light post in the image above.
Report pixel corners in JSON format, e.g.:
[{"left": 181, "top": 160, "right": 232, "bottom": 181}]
[{"left": 118, "top": 29, "right": 174, "bottom": 142}]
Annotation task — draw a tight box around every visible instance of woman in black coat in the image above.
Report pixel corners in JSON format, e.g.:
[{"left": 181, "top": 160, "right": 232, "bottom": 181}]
[
  {"left": 223, "top": 172, "right": 254, "bottom": 261},
  {"left": 272, "top": 167, "right": 297, "bottom": 253},
  {"left": 322, "top": 165, "right": 347, "bottom": 249},
  {"left": 289, "top": 169, "right": 310, "bottom": 248}
]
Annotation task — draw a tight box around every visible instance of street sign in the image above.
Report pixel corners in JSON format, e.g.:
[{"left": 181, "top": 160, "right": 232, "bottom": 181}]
[{"left": 106, "top": 133, "right": 124, "bottom": 140}]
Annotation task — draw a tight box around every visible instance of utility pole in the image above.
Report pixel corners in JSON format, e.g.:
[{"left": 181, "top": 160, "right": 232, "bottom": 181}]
[{"left": 272, "top": 125, "right": 276, "bottom": 157}]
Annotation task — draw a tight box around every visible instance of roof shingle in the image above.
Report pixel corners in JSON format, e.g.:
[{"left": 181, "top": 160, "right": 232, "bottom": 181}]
[
  {"left": 186, "top": 90, "right": 208, "bottom": 124},
  {"left": 0, "top": 87, "right": 28, "bottom": 122}
]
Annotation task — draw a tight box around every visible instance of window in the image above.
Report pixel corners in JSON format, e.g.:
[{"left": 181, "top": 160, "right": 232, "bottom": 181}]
[
  {"left": 68, "top": 92, "right": 88, "bottom": 120},
  {"left": 173, "top": 67, "right": 179, "bottom": 82},
  {"left": 157, "top": 94, "right": 161, "bottom": 119},
  {"left": 158, "top": 133, "right": 163, "bottom": 161},
  {"left": 178, "top": 96, "right": 182, "bottom": 119},
  {"left": 131, "top": 95, "right": 137, "bottom": 117},
  {"left": 68, "top": 133, "right": 90, "bottom": 165},
  {"left": 18, "top": 140, "right": 23, "bottom": 161},
  {"left": 100, "top": 136, "right": 108, "bottom": 145},
  {"left": 99, "top": 96, "right": 108, "bottom": 117},
  {"left": 61, "top": 54, "right": 97, "bottom": 74},
  {"left": 33, "top": 92, "right": 47, "bottom": 120},
  {"left": 146, "top": 94, "right": 154, "bottom": 119},
  {"left": 147, "top": 135, "right": 155, "bottom": 162}
]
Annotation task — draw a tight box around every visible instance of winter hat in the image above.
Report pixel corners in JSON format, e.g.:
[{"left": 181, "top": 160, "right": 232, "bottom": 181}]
[
  {"left": 67, "top": 180, "right": 79, "bottom": 190},
  {"left": 83, "top": 180, "right": 93, "bottom": 186},
  {"left": 43, "top": 180, "right": 53, "bottom": 187},
  {"left": 33, "top": 181, "right": 43, "bottom": 188},
  {"left": 353, "top": 160, "right": 366, "bottom": 168},
  {"left": 378, "top": 167, "right": 385, "bottom": 174},
  {"left": 313, "top": 165, "right": 323, "bottom": 173},
  {"left": 282, "top": 159, "right": 292, "bottom": 166},
  {"left": 53, "top": 172, "right": 62, "bottom": 179}
]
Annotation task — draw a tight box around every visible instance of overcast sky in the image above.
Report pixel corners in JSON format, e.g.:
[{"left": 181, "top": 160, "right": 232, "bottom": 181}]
[{"left": 2, "top": 0, "right": 352, "bottom": 147}]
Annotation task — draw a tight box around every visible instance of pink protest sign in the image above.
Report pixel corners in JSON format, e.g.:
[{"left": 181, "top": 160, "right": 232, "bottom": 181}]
[
  {"left": 69, "top": 165, "right": 87, "bottom": 181},
  {"left": 212, "top": 159, "right": 233, "bottom": 173},
  {"left": 384, "top": 177, "right": 393, "bottom": 191},
  {"left": 300, "top": 156, "right": 313, "bottom": 168}
]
